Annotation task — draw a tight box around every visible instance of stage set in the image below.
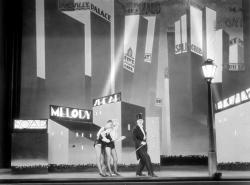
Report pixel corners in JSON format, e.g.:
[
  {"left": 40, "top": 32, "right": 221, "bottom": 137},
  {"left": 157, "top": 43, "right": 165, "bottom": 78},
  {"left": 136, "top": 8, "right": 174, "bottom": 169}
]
[{"left": 1, "top": 0, "right": 250, "bottom": 184}]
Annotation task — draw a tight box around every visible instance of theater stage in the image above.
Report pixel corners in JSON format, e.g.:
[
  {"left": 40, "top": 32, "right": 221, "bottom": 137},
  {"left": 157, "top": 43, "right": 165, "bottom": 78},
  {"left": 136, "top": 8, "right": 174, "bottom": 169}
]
[{"left": 1, "top": 166, "right": 250, "bottom": 184}]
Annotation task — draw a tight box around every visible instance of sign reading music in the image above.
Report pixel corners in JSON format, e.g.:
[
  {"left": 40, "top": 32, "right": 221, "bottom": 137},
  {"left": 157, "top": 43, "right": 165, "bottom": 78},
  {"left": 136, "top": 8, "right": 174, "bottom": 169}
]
[
  {"left": 50, "top": 105, "right": 92, "bottom": 122},
  {"left": 216, "top": 88, "right": 250, "bottom": 111},
  {"left": 93, "top": 92, "right": 121, "bottom": 107}
]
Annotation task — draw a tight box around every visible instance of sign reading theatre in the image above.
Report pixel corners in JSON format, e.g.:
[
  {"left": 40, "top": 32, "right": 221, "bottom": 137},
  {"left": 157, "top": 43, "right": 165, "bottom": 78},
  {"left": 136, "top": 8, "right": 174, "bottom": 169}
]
[
  {"left": 93, "top": 92, "right": 121, "bottom": 107},
  {"left": 50, "top": 105, "right": 92, "bottom": 122}
]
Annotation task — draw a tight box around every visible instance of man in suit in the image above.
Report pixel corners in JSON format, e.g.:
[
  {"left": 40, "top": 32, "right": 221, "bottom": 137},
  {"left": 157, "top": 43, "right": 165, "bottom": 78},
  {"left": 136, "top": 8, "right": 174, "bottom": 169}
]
[{"left": 132, "top": 113, "right": 157, "bottom": 177}]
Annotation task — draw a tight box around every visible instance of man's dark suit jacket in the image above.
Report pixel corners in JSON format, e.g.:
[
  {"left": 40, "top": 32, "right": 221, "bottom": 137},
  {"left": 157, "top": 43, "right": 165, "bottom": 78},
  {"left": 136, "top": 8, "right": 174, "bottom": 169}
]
[{"left": 132, "top": 125, "right": 147, "bottom": 160}]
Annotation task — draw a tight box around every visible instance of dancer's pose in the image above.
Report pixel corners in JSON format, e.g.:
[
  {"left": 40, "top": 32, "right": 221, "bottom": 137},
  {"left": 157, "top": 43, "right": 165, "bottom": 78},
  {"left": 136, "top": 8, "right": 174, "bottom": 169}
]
[
  {"left": 132, "top": 113, "right": 157, "bottom": 177},
  {"left": 102, "top": 120, "right": 121, "bottom": 176},
  {"left": 94, "top": 120, "right": 125, "bottom": 177},
  {"left": 94, "top": 122, "right": 112, "bottom": 177}
]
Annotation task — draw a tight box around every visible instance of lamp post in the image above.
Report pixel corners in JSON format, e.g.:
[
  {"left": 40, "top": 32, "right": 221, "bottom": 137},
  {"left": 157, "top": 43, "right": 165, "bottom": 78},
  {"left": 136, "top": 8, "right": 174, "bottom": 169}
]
[{"left": 201, "top": 59, "right": 218, "bottom": 177}]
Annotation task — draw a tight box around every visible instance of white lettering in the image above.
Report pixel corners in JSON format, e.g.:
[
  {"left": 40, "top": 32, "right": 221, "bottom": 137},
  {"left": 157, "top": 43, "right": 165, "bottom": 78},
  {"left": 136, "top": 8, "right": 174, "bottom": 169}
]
[
  {"left": 246, "top": 88, "right": 250, "bottom": 98},
  {"left": 217, "top": 101, "right": 223, "bottom": 110},
  {"left": 51, "top": 107, "right": 60, "bottom": 117},
  {"left": 71, "top": 109, "right": 78, "bottom": 118},
  {"left": 235, "top": 93, "right": 241, "bottom": 104},
  {"left": 223, "top": 98, "right": 229, "bottom": 109},
  {"left": 93, "top": 93, "right": 121, "bottom": 107},
  {"left": 50, "top": 105, "right": 92, "bottom": 121},
  {"left": 94, "top": 99, "right": 101, "bottom": 107},
  {"left": 228, "top": 95, "right": 235, "bottom": 105},
  {"left": 241, "top": 91, "right": 248, "bottom": 101}
]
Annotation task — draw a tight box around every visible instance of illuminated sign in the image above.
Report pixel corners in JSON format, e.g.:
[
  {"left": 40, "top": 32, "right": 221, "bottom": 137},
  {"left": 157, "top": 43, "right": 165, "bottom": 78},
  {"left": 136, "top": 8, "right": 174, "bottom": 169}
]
[
  {"left": 14, "top": 120, "right": 47, "bottom": 130},
  {"left": 175, "top": 15, "right": 187, "bottom": 54},
  {"left": 123, "top": 48, "right": 135, "bottom": 73},
  {"left": 50, "top": 105, "right": 92, "bottom": 122},
  {"left": 125, "top": 2, "right": 161, "bottom": 15},
  {"left": 144, "top": 53, "right": 152, "bottom": 63},
  {"left": 190, "top": 6, "right": 203, "bottom": 56},
  {"left": 93, "top": 92, "right": 121, "bottom": 107},
  {"left": 216, "top": 88, "right": 250, "bottom": 111},
  {"left": 58, "top": 1, "right": 111, "bottom": 22}
]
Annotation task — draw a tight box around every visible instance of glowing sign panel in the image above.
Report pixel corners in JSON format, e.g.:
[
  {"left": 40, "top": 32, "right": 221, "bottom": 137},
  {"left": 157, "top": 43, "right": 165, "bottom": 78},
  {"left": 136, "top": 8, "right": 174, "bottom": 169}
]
[
  {"left": 93, "top": 92, "right": 121, "bottom": 107},
  {"left": 50, "top": 105, "right": 92, "bottom": 122},
  {"left": 58, "top": 1, "right": 111, "bottom": 22},
  {"left": 14, "top": 120, "right": 47, "bottom": 130},
  {"left": 216, "top": 88, "right": 250, "bottom": 111}
]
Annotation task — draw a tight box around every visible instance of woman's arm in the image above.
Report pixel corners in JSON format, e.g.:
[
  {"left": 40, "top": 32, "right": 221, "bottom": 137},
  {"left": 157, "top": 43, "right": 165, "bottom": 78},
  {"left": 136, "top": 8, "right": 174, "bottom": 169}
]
[
  {"left": 96, "top": 127, "right": 104, "bottom": 139},
  {"left": 100, "top": 130, "right": 110, "bottom": 143}
]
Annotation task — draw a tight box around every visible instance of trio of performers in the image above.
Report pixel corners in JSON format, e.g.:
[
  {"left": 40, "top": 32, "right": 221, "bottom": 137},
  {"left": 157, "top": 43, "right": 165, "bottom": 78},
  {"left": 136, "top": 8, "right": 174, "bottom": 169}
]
[{"left": 94, "top": 113, "right": 157, "bottom": 177}]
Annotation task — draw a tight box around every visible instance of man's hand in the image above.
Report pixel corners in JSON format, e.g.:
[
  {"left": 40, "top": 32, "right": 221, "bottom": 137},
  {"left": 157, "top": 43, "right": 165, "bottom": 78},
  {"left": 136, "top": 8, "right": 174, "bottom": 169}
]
[{"left": 141, "top": 141, "right": 146, "bottom": 145}]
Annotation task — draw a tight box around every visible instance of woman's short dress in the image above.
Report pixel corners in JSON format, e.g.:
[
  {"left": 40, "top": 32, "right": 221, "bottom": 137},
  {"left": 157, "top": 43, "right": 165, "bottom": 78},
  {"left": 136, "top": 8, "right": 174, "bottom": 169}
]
[{"left": 103, "top": 133, "right": 115, "bottom": 149}]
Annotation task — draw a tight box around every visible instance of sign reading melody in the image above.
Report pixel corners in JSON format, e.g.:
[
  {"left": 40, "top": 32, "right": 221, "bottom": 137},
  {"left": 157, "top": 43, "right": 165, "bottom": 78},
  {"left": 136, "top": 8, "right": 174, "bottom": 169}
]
[
  {"left": 215, "top": 87, "right": 250, "bottom": 112},
  {"left": 50, "top": 105, "right": 92, "bottom": 122},
  {"left": 93, "top": 92, "right": 121, "bottom": 107}
]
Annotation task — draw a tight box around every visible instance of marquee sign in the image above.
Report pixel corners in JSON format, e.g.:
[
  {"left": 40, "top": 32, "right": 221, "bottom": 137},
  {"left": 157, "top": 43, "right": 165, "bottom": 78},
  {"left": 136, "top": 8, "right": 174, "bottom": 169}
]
[
  {"left": 93, "top": 92, "right": 121, "bottom": 107},
  {"left": 50, "top": 105, "right": 92, "bottom": 122},
  {"left": 216, "top": 88, "right": 250, "bottom": 112},
  {"left": 58, "top": 1, "right": 111, "bottom": 22},
  {"left": 14, "top": 120, "right": 47, "bottom": 130}
]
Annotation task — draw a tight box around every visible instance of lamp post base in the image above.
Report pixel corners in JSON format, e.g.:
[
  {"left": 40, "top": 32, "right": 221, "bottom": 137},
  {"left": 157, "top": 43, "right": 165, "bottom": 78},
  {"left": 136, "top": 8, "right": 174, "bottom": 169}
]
[{"left": 208, "top": 151, "right": 217, "bottom": 176}]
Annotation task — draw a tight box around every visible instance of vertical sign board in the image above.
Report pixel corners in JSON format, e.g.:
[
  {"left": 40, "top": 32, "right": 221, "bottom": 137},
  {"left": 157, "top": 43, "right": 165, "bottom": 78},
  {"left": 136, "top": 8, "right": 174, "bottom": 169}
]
[
  {"left": 50, "top": 105, "right": 92, "bottom": 122},
  {"left": 123, "top": 15, "right": 140, "bottom": 73},
  {"left": 190, "top": 6, "right": 203, "bottom": 56},
  {"left": 206, "top": 7, "right": 216, "bottom": 61},
  {"left": 144, "top": 16, "right": 156, "bottom": 63},
  {"left": 175, "top": 15, "right": 187, "bottom": 54}
]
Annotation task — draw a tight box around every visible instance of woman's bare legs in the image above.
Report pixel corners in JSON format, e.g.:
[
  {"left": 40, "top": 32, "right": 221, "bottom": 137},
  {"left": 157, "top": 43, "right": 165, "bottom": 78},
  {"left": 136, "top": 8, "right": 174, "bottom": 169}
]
[
  {"left": 111, "top": 148, "right": 119, "bottom": 175},
  {"left": 95, "top": 144, "right": 105, "bottom": 176},
  {"left": 105, "top": 147, "right": 114, "bottom": 176}
]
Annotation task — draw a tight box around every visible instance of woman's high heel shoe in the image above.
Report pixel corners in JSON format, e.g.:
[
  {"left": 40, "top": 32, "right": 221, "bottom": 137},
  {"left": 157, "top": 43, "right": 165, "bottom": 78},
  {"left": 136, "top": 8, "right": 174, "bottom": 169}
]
[{"left": 99, "top": 172, "right": 107, "bottom": 177}]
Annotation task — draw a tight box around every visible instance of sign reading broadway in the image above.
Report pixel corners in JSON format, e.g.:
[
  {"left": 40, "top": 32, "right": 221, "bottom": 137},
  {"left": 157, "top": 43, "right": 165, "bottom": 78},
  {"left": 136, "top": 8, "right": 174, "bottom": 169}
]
[{"left": 50, "top": 105, "right": 92, "bottom": 122}]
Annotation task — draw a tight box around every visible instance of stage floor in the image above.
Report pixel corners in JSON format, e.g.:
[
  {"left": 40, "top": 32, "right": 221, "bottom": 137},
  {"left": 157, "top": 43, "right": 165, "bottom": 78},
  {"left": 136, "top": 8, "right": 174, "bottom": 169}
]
[{"left": 1, "top": 166, "right": 250, "bottom": 184}]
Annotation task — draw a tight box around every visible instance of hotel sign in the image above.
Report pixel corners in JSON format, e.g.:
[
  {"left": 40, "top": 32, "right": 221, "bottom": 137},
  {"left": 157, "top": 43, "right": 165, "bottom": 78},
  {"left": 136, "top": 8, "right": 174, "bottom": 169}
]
[
  {"left": 93, "top": 93, "right": 121, "bottom": 107},
  {"left": 216, "top": 88, "right": 250, "bottom": 112},
  {"left": 50, "top": 105, "right": 92, "bottom": 122}
]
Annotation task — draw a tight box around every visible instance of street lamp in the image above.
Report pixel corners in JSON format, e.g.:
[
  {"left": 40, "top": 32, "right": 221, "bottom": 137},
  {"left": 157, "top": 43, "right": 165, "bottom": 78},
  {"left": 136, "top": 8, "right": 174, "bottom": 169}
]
[{"left": 201, "top": 59, "right": 218, "bottom": 177}]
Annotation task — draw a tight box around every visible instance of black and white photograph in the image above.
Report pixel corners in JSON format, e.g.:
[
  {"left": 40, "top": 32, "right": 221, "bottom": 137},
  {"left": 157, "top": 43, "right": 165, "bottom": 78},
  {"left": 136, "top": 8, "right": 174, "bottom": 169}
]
[{"left": 0, "top": 0, "right": 250, "bottom": 184}]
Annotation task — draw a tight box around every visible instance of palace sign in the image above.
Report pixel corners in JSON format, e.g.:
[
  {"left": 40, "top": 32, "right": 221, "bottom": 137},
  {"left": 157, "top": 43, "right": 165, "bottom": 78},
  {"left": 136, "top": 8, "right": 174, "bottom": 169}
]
[
  {"left": 216, "top": 88, "right": 250, "bottom": 111},
  {"left": 58, "top": 1, "right": 111, "bottom": 22},
  {"left": 93, "top": 93, "right": 121, "bottom": 107},
  {"left": 50, "top": 105, "right": 92, "bottom": 122}
]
